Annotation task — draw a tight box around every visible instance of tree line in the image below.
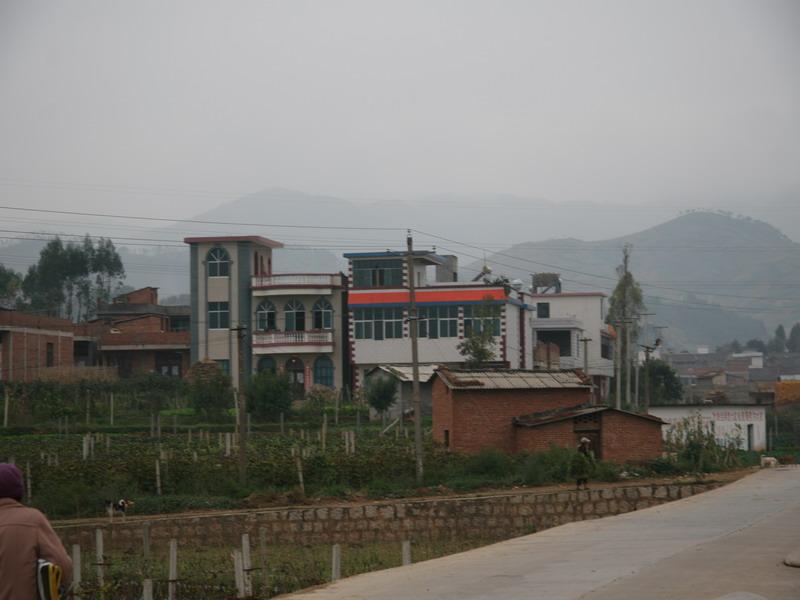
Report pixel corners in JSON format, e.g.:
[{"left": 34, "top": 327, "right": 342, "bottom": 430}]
[
  {"left": 0, "top": 235, "right": 125, "bottom": 321},
  {"left": 719, "top": 323, "right": 800, "bottom": 355}
]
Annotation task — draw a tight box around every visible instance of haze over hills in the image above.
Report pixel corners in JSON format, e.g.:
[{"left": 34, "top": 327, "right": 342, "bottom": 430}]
[
  {"left": 469, "top": 211, "right": 800, "bottom": 350},
  {"left": 2, "top": 189, "right": 798, "bottom": 352}
]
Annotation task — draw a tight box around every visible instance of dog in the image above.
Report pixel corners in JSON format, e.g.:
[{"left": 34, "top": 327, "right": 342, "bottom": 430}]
[
  {"left": 107, "top": 499, "right": 135, "bottom": 521},
  {"left": 760, "top": 456, "right": 778, "bottom": 469}
]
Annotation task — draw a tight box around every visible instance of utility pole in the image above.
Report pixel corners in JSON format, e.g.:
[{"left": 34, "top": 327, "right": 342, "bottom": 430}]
[
  {"left": 231, "top": 325, "right": 248, "bottom": 485},
  {"left": 406, "top": 231, "right": 424, "bottom": 485},
  {"left": 639, "top": 338, "right": 662, "bottom": 411},
  {"left": 614, "top": 321, "right": 621, "bottom": 410},
  {"left": 579, "top": 335, "right": 593, "bottom": 404}
]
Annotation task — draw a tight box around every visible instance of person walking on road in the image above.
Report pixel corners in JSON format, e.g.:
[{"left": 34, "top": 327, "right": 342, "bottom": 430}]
[
  {"left": 572, "top": 437, "right": 596, "bottom": 490},
  {"left": 0, "top": 462, "right": 72, "bottom": 600}
]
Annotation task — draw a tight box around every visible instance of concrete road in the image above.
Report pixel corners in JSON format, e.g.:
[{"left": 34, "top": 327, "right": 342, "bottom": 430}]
[{"left": 290, "top": 468, "right": 800, "bottom": 599}]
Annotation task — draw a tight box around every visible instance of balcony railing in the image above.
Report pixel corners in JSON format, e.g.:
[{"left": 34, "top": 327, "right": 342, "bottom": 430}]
[
  {"left": 252, "top": 274, "right": 341, "bottom": 288},
  {"left": 252, "top": 330, "right": 334, "bottom": 346}
]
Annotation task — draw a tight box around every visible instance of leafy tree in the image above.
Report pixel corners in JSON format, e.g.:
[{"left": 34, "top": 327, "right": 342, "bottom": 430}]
[
  {"left": 457, "top": 298, "right": 497, "bottom": 367},
  {"left": 187, "top": 361, "right": 233, "bottom": 421},
  {"left": 365, "top": 376, "right": 397, "bottom": 418},
  {"left": 787, "top": 324, "right": 800, "bottom": 353},
  {"left": 0, "top": 264, "right": 22, "bottom": 307},
  {"left": 745, "top": 338, "right": 766, "bottom": 353},
  {"left": 247, "top": 370, "right": 292, "bottom": 420},
  {"left": 639, "top": 359, "right": 683, "bottom": 405},
  {"left": 767, "top": 324, "right": 787, "bottom": 354},
  {"left": 19, "top": 235, "right": 125, "bottom": 320}
]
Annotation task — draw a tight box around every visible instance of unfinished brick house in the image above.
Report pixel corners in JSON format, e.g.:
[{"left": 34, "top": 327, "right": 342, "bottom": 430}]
[
  {"left": 432, "top": 368, "right": 663, "bottom": 462},
  {"left": 86, "top": 287, "right": 191, "bottom": 377},
  {"left": 0, "top": 309, "right": 74, "bottom": 382}
]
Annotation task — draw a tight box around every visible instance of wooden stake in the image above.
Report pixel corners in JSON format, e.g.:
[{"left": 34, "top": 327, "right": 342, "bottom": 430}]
[
  {"left": 242, "top": 533, "right": 253, "bottom": 597},
  {"left": 95, "top": 529, "right": 104, "bottom": 588},
  {"left": 321, "top": 413, "right": 328, "bottom": 453},
  {"left": 232, "top": 549, "right": 245, "bottom": 598},
  {"left": 225, "top": 433, "right": 232, "bottom": 457},
  {"left": 142, "top": 579, "right": 153, "bottom": 600},
  {"left": 280, "top": 412, "right": 284, "bottom": 434},
  {"left": 259, "top": 527, "right": 269, "bottom": 595},
  {"left": 402, "top": 540, "right": 412, "bottom": 566},
  {"left": 331, "top": 544, "right": 341, "bottom": 581},
  {"left": 168, "top": 539, "right": 178, "bottom": 600},
  {"left": 109, "top": 393, "right": 114, "bottom": 426},
  {"left": 295, "top": 456, "right": 305, "bottom": 494},
  {"left": 155, "top": 460, "right": 162, "bottom": 496},
  {"left": 25, "top": 461, "right": 31, "bottom": 499},
  {"left": 3, "top": 386, "right": 9, "bottom": 428},
  {"left": 173, "top": 414, "right": 177, "bottom": 435}
]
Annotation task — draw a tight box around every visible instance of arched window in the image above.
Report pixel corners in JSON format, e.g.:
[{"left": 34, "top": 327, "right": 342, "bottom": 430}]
[
  {"left": 257, "top": 356, "right": 276, "bottom": 373},
  {"left": 314, "top": 356, "right": 334, "bottom": 388},
  {"left": 206, "top": 247, "right": 230, "bottom": 277},
  {"left": 284, "top": 299, "right": 305, "bottom": 331},
  {"left": 312, "top": 298, "right": 333, "bottom": 330},
  {"left": 255, "top": 300, "right": 276, "bottom": 331}
]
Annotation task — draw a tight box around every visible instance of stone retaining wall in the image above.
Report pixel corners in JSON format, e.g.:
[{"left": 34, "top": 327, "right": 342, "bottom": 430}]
[{"left": 55, "top": 481, "right": 722, "bottom": 552}]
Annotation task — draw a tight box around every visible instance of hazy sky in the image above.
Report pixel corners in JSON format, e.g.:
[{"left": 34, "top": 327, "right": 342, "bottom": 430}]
[{"left": 0, "top": 1, "right": 798, "bottom": 225}]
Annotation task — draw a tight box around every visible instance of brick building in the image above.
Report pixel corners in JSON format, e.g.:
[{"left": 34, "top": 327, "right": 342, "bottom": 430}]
[
  {"left": 514, "top": 405, "right": 664, "bottom": 462},
  {"left": 87, "top": 287, "right": 191, "bottom": 377},
  {"left": 432, "top": 369, "right": 592, "bottom": 454},
  {"left": 432, "top": 368, "right": 664, "bottom": 462},
  {"left": 0, "top": 309, "right": 74, "bottom": 382}
]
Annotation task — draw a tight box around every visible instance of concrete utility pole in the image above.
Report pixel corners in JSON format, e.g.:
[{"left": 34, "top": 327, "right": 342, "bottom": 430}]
[
  {"left": 579, "top": 335, "right": 593, "bottom": 404},
  {"left": 640, "top": 338, "right": 662, "bottom": 411},
  {"left": 613, "top": 321, "right": 622, "bottom": 410},
  {"left": 406, "top": 232, "right": 424, "bottom": 484},
  {"left": 231, "top": 325, "right": 249, "bottom": 485}
]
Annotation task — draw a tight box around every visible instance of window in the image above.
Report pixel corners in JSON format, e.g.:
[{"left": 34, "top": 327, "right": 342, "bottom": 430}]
[
  {"left": 601, "top": 336, "right": 612, "bottom": 360},
  {"left": 284, "top": 299, "right": 305, "bottom": 331},
  {"left": 257, "top": 356, "right": 276, "bottom": 373},
  {"left": 352, "top": 259, "right": 403, "bottom": 288},
  {"left": 208, "top": 302, "right": 229, "bottom": 329},
  {"left": 314, "top": 356, "right": 334, "bottom": 387},
  {"left": 215, "top": 359, "right": 230, "bottom": 375},
  {"left": 255, "top": 300, "right": 276, "bottom": 331},
  {"left": 418, "top": 305, "right": 458, "bottom": 338},
  {"left": 354, "top": 307, "right": 403, "bottom": 340},
  {"left": 463, "top": 305, "right": 501, "bottom": 336},
  {"left": 169, "top": 316, "right": 190, "bottom": 332},
  {"left": 207, "top": 247, "right": 230, "bottom": 277},
  {"left": 537, "top": 330, "right": 572, "bottom": 356},
  {"left": 46, "top": 343, "right": 54, "bottom": 367},
  {"left": 537, "top": 302, "right": 550, "bottom": 318},
  {"left": 313, "top": 298, "right": 333, "bottom": 330}
]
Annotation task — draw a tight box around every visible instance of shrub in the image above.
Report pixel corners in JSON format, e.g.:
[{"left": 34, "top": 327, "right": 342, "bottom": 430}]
[
  {"left": 465, "top": 449, "right": 513, "bottom": 477},
  {"left": 364, "top": 377, "right": 397, "bottom": 416},
  {"left": 187, "top": 362, "right": 233, "bottom": 421},
  {"left": 519, "top": 446, "right": 578, "bottom": 485},
  {"left": 594, "top": 460, "right": 621, "bottom": 482},
  {"left": 247, "top": 371, "right": 292, "bottom": 420}
]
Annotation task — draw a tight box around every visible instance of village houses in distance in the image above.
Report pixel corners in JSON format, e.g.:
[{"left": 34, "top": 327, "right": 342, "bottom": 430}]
[{"left": 2, "top": 233, "right": 793, "bottom": 461}]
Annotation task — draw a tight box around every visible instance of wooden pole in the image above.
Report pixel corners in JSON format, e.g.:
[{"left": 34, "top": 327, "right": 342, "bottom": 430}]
[
  {"left": 155, "top": 460, "right": 162, "bottom": 496},
  {"left": 3, "top": 386, "right": 9, "bottom": 428},
  {"left": 168, "top": 539, "right": 178, "bottom": 600},
  {"left": 331, "top": 544, "right": 342, "bottom": 581},
  {"left": 95, "top": 529, "right": 104, "bottom": 588},
  {"left": 142, "top": 580, "right": 153, "bottom": 600},
  {"left": 109, "top": 392, "right": 114, "bottom": 426},
  {"left": 232, "top": 549, "right": 245, "bottom": 598},
  {"left": 402, "top": 540, "right": 412, "bottom": 566},
  {"left": 25, "top": 461, "right": 31, "bottom": 499},
  {"left": 321, "top": 412, "right": 328, "bottom": 453},
  {"left": 242, "top": 533, "right": 253, "bottom": 597},
  {"left": 259, "top": 527, "right": 269, "bottom": 596},
  {"left": 280, "top": 412, "right": 285, "bottom": 435},
  {"left": 295, "top": 456, "right": 305, "bottom": 494}
]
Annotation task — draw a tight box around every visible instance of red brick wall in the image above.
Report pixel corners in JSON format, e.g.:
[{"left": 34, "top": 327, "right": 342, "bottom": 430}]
[
  {"left": 601, "top": 412, "right": 663, "bottom": 463},
  {"left": 121, "top": 288, "right": 158, "bottom": 304},
  {"left": 0, "top": 329, "right": 73, "bottom": 382},
  {"left": 514, "top": 420, "right": 575, "bottom": 453},
  {"left": 431, "top": 377, "right": 590, "bottom": 454},
  {"left": 115, "top": 315, "right": 166, "bottom": 333}
]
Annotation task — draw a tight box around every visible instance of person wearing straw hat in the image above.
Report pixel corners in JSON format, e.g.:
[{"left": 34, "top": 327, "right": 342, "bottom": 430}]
[
  {"left": 572, "top": 437, "right": 596, "bottom": 490},
  {"left": 0, "top": 462, "right": 72, "bottom": 600}
]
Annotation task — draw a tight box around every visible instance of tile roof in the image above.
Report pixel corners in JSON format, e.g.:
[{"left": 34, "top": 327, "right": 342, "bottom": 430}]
[
  {"left": 436, "top": 368, "right": 589, "bottom": 390},
  {"left": 367, "top": 365, "right": 439, "bottom": 383},
  {"left": 513, "top": 404, "right": 665, "bottom": 428}
]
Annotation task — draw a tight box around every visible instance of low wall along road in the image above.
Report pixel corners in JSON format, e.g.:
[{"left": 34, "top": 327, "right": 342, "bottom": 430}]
[{"left": 54, "top": 481, "right": 723, "bottom": 552}]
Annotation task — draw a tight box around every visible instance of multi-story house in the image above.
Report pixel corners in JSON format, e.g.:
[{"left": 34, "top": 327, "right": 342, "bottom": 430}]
[
  {"left": 345, "top": 250, "right": 536, "bottom": 388},
  {"left": 185, "top": 235, "right": 347, "bottom": 391},
  {"left": 530, "top": 291, "right": 615, "bottom": 400}
]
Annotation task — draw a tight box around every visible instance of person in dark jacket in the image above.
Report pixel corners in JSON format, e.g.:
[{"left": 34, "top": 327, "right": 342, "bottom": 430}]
[
  {"left": 572, "top": 437, "right": 596, "bottom": 490},
  {"left": 0, "top": 463, "right": 72, "bottom": 600}
]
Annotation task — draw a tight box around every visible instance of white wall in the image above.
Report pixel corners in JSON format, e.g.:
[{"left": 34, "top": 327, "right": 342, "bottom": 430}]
[{"left": 647, "top": 405, "right": 767, "bottom": 452}]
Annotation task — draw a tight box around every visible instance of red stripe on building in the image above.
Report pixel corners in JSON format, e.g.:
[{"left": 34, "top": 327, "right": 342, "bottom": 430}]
[{"left": 348, "top": 288, "right": 506, "bottom": 306}]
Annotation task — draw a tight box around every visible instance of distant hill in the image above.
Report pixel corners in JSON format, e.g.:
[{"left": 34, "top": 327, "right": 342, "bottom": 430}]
[{"left": 468, "top": 212, "right": 800, "bottom": 350}]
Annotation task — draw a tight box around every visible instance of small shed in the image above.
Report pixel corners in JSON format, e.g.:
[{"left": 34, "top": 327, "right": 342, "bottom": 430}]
[
  {"left": 363, "top": 364, "right": 438, "bottom": 421},
  {"left": 432, "top": 368, "right": 592, "bottom": 453},
  {"left": 513, "top": 405, "right": 665, "bottom": 463}
]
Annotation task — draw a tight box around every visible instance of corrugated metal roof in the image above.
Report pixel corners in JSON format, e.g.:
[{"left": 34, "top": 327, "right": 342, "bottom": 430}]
[
  {"left": 368, "top": 365, "right": 439, "bottom": 383},
  {"left": 437, "top": 369, "right": 589, "bottom": 390},
  {"left": 514, "top": 405, "right": 665, "bottom": 428}
]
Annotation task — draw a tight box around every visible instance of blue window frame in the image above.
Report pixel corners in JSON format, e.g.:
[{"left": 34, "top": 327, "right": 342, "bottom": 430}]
[
  {"left": 255, "top": 300, "right": 276, "bottom": 331},
  {"left": 313, "top": 356, "right": 334, "bottom": 387}
]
